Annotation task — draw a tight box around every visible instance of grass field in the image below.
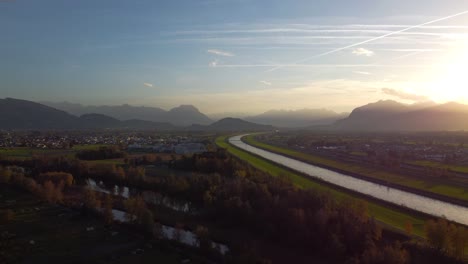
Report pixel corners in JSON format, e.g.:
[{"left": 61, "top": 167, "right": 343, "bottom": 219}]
[
  {"left": 243, "top": 135, "right": 468, "bottom": 203},
  {"left": 215, "top": 136, "right": 427, "bottom": 237},
  {"left": 83, "top": 158, "right": 126, "bottom": 166},
  {"left": 408, "top": 160, "right": 468, "bottom": 174},
  {"left": 0, "top": 145, "right": 110, "bottom": 160},
  {"left": 0, "top": 145, "right": 126, "bottom": 165},
  {"left": 71, "top": 144, "right": 111, "bottom": 151}
]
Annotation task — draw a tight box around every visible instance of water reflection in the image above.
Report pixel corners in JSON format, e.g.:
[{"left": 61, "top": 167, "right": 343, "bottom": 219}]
[
  {"left": 86, "top": 179, "right": 193, "bottom": 214},
  {"left": 110, "top": 209, "right": 228, "bottom": 255}
]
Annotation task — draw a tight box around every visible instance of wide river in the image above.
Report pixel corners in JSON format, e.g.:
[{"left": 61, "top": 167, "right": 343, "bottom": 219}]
[{"left": 229, "top": 135, "right": 468, "bottom": 226}]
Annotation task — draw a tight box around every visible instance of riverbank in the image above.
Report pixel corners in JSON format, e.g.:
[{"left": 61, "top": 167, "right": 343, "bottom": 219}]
[
  {"left": 243, "top": 134, "right": 468, "bottom": 207},
  {"left": 215, "top": 135, "right": 428, "bottom": 237}
]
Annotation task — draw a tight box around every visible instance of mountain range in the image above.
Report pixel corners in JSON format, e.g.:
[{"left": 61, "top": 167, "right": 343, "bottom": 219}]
[
  {"left": 334, "top": 100, "right": 468, "bottom": 131},
  {"left": 246, "top": 109, "right": 348, "bottom": 127},
  {"left": 44, "top": 101, "right": 348, "bottom": 128},
  {"left": 188, "top": 118, "right": 274, "bottom": 131},
  {"left": 42, "top": 101, "right": 213, "bottom": 126},
  {"left": 5, "top": 98, "right": 468, "bottom": 131},
  {"left": 0, "top": 98, "right": 273, "bottom": 131}
]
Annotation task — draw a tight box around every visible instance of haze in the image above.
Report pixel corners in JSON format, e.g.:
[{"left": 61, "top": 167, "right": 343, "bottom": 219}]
[{"left": 1, "top": 0, "right": 468, "bottom": 115}]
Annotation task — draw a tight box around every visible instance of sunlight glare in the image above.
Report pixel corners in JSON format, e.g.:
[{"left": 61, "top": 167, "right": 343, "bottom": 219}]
[{"left": 428, "top": 44, "right": 468, "bottom": 103}]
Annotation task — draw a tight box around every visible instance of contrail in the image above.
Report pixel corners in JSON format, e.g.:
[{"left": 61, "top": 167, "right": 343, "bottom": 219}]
[{"left": 267, "top": 9, "right": 468, "bottom": 72}]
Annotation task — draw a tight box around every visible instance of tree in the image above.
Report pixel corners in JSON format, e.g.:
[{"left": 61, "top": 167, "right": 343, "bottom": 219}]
[
  {"left": 141, "top": 209, "right": 154, "bottom": 235},
  {"left": 404, "top": 220, "right": 413, "bottom": 236},
  {"left": 38, "top": 172, "right": 73, "bottom": 187},
  {"left": 102, "top": 194, "right": 114, "bottom": 225},
  {"left": 195, "top": 225, "right": 211, "bottom": 251},
  {"left": 0, "top": 210, "right": 14, "bottom": 224},
  {"left": 425, "top": 219, "right": 450, "bottom": 252},
  {"left": 114, "top": 167, "right": 126, "bottom": 181},
  {"left": 361, "top": 242, "right": 409, "bottom": 264},
  {"left": 173, "top": 224, "right": 183, "bottom": 243},
  {"left": 83, "top": 189, "right": 101, "bottom": 210},
  {"left": 0, "top": 167, "right": 12, "bottom": 184},
  {"left": 153, "top": 222, "right": 163, "bottom": 239},
  {"left": 123, "top": 196, "right": 146, "bottom": 223},
  {"left": 449, "top": 225, "right": 467, "bottom": 260},
  {"left": 42, "top": 181, "right": 53, "bottom": 202}
]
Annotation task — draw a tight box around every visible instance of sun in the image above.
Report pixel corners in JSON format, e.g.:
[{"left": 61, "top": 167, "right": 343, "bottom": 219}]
[{"left": 427, "top": 47, "right": 468, "bottom": 103}]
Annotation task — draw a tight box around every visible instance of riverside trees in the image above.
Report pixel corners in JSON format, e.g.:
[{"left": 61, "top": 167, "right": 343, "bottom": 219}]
[{"left": 0, "top": 149, "right": 465, "bottom": 263}]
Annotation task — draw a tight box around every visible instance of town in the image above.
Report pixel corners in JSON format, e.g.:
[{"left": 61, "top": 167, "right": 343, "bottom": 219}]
[{"left": 0, "top": 130, "right": 210, "bottom": 155}]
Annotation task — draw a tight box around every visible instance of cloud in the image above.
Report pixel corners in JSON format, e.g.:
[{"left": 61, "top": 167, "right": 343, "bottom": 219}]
[
  {"left": 266, "top": 10, "right": 468, "bottom": 72},
  {"left": 209, "top": 60, "right": 218, "bottom": 67},
  {"left": 143, "top": 82, "right": 153, "bottom": 88},
  {"left": 260, "top": 80, "right": 272, "bottom": 86},
  {"left": 352, "top": 48, "right": 374, "bottom": 56},
  {"left": 381, "top": 88, "right": 429, "bottom": 101},
  {"left": 208, "top": 63, "right": 441, "bottom": 69},
  {"left": 353, "top": 71, "right": 371, "bottom": 75},
  {"left": 207, "top": 49, "right": 234, "bottom": 57},
  {"left": 172, "top": 25, "right": 468, "bottom": 36}
]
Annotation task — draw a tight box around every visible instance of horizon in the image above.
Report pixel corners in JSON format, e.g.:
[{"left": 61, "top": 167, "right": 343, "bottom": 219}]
[
  {"left": 5, "top": 96, "right": 461, "bottom": 118},
  {"left": 2, "top": 0, "right": 468, "bottom": 114}
]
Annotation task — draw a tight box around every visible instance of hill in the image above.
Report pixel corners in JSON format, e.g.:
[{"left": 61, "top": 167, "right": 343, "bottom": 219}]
[
  {"left": 42, "top": 101, "right": 212, "bottom": 126},
  {"left": 246, "top": 108, "right": 347, "bottom": 127},
  {"left": 0, "top": 98, "right": 177, "bottom": 130},
  {"left": 79, "top": 113, "right": 121, "bottom": 129},
  {"left": 210, "top": 117, "right": 274, "bottom": 131},
  {"left": 0, "top": 98, "right": 81, "bottom": 129},
  {"left": 334, "top": 100, "right": 468, "bottom": 131},
  {"left": 188, "top": 118, "right": 274, "bottom": 131}
]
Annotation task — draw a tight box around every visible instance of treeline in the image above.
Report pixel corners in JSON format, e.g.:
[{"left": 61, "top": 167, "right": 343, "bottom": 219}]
[
  {"left": 76, "top": 146, "right": 126, "bottom": 160},
  {"left": 0, "top": 167, "right": 73, "bottom": 204},
  {"left": 1, "top": 152, "right": 467, "bottom": 263},
  {"left": 170, "top": 154, "right": 467, "bottom": 263},
  {"left": 425, "top": 218, "right": 467, "bottom": 260},
  {"left": 170, "top": 155, "right": 406, "bottom": 263}
]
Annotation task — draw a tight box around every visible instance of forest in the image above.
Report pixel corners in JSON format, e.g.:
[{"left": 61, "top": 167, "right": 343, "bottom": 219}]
[{"left": 0, "top": 147, "right": 466, "bottom": 263}]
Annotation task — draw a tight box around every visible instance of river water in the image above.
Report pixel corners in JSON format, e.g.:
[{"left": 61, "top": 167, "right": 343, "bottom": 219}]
[
  {"left": 85, "top": 179, "right": 228, "bottom": 254},
  {"left": 229, "top": 135, "right": 468, "bottom": 226},
  {"left": 86, "top": 179, "right": 193, "bottom": 213},
  {"left": 110, "top": 209, "right": 229, "bottom": 255}
]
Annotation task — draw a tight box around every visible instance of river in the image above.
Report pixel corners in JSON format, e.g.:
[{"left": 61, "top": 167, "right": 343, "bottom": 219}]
[{"left": 229, "top": 135, "right": 468, "bottom": 226}]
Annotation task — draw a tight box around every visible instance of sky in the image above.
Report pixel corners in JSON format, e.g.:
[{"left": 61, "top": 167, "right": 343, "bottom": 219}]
[{"left": 1, "top": 0, "right": 468, "bottom": 115}]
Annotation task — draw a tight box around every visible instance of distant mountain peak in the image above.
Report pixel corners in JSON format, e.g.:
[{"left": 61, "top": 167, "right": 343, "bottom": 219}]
[
  {"left": 42, "top": 101, "right": 212, "bottom": 126},
  {"left": 170, "top": 104, "right": 200, "bottom": 112},
  {"left": 206, "top": 117, "right": 274, "bottom": 131},
  {"left": 357, "top": 100, "right": 407, "bottom": 110}
]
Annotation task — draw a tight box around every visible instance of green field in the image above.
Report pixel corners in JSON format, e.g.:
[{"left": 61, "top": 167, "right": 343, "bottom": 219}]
[
  {"left": 0, "top": 145, "right": 123, "bottom": 164},
  {"left": 215, "top": 136, "right": 427, "bottom": 237},
  {"left": 71, "top": 144, "right": 112, "bottom": 151},
  {"left": 0, "top": 144, "right": 110, "bottom": 159},
  {"left": 243, "top": 135, "right": 468, "bottom": 203},
  {"left": 83, "top": 158, "right": 126, "bottom": 166},
  {"left": 409, "top": 160, "right": 468, "bottom": 174},
  {"left": 0, "top": 148, "right": 76, "bottom": 160}
]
